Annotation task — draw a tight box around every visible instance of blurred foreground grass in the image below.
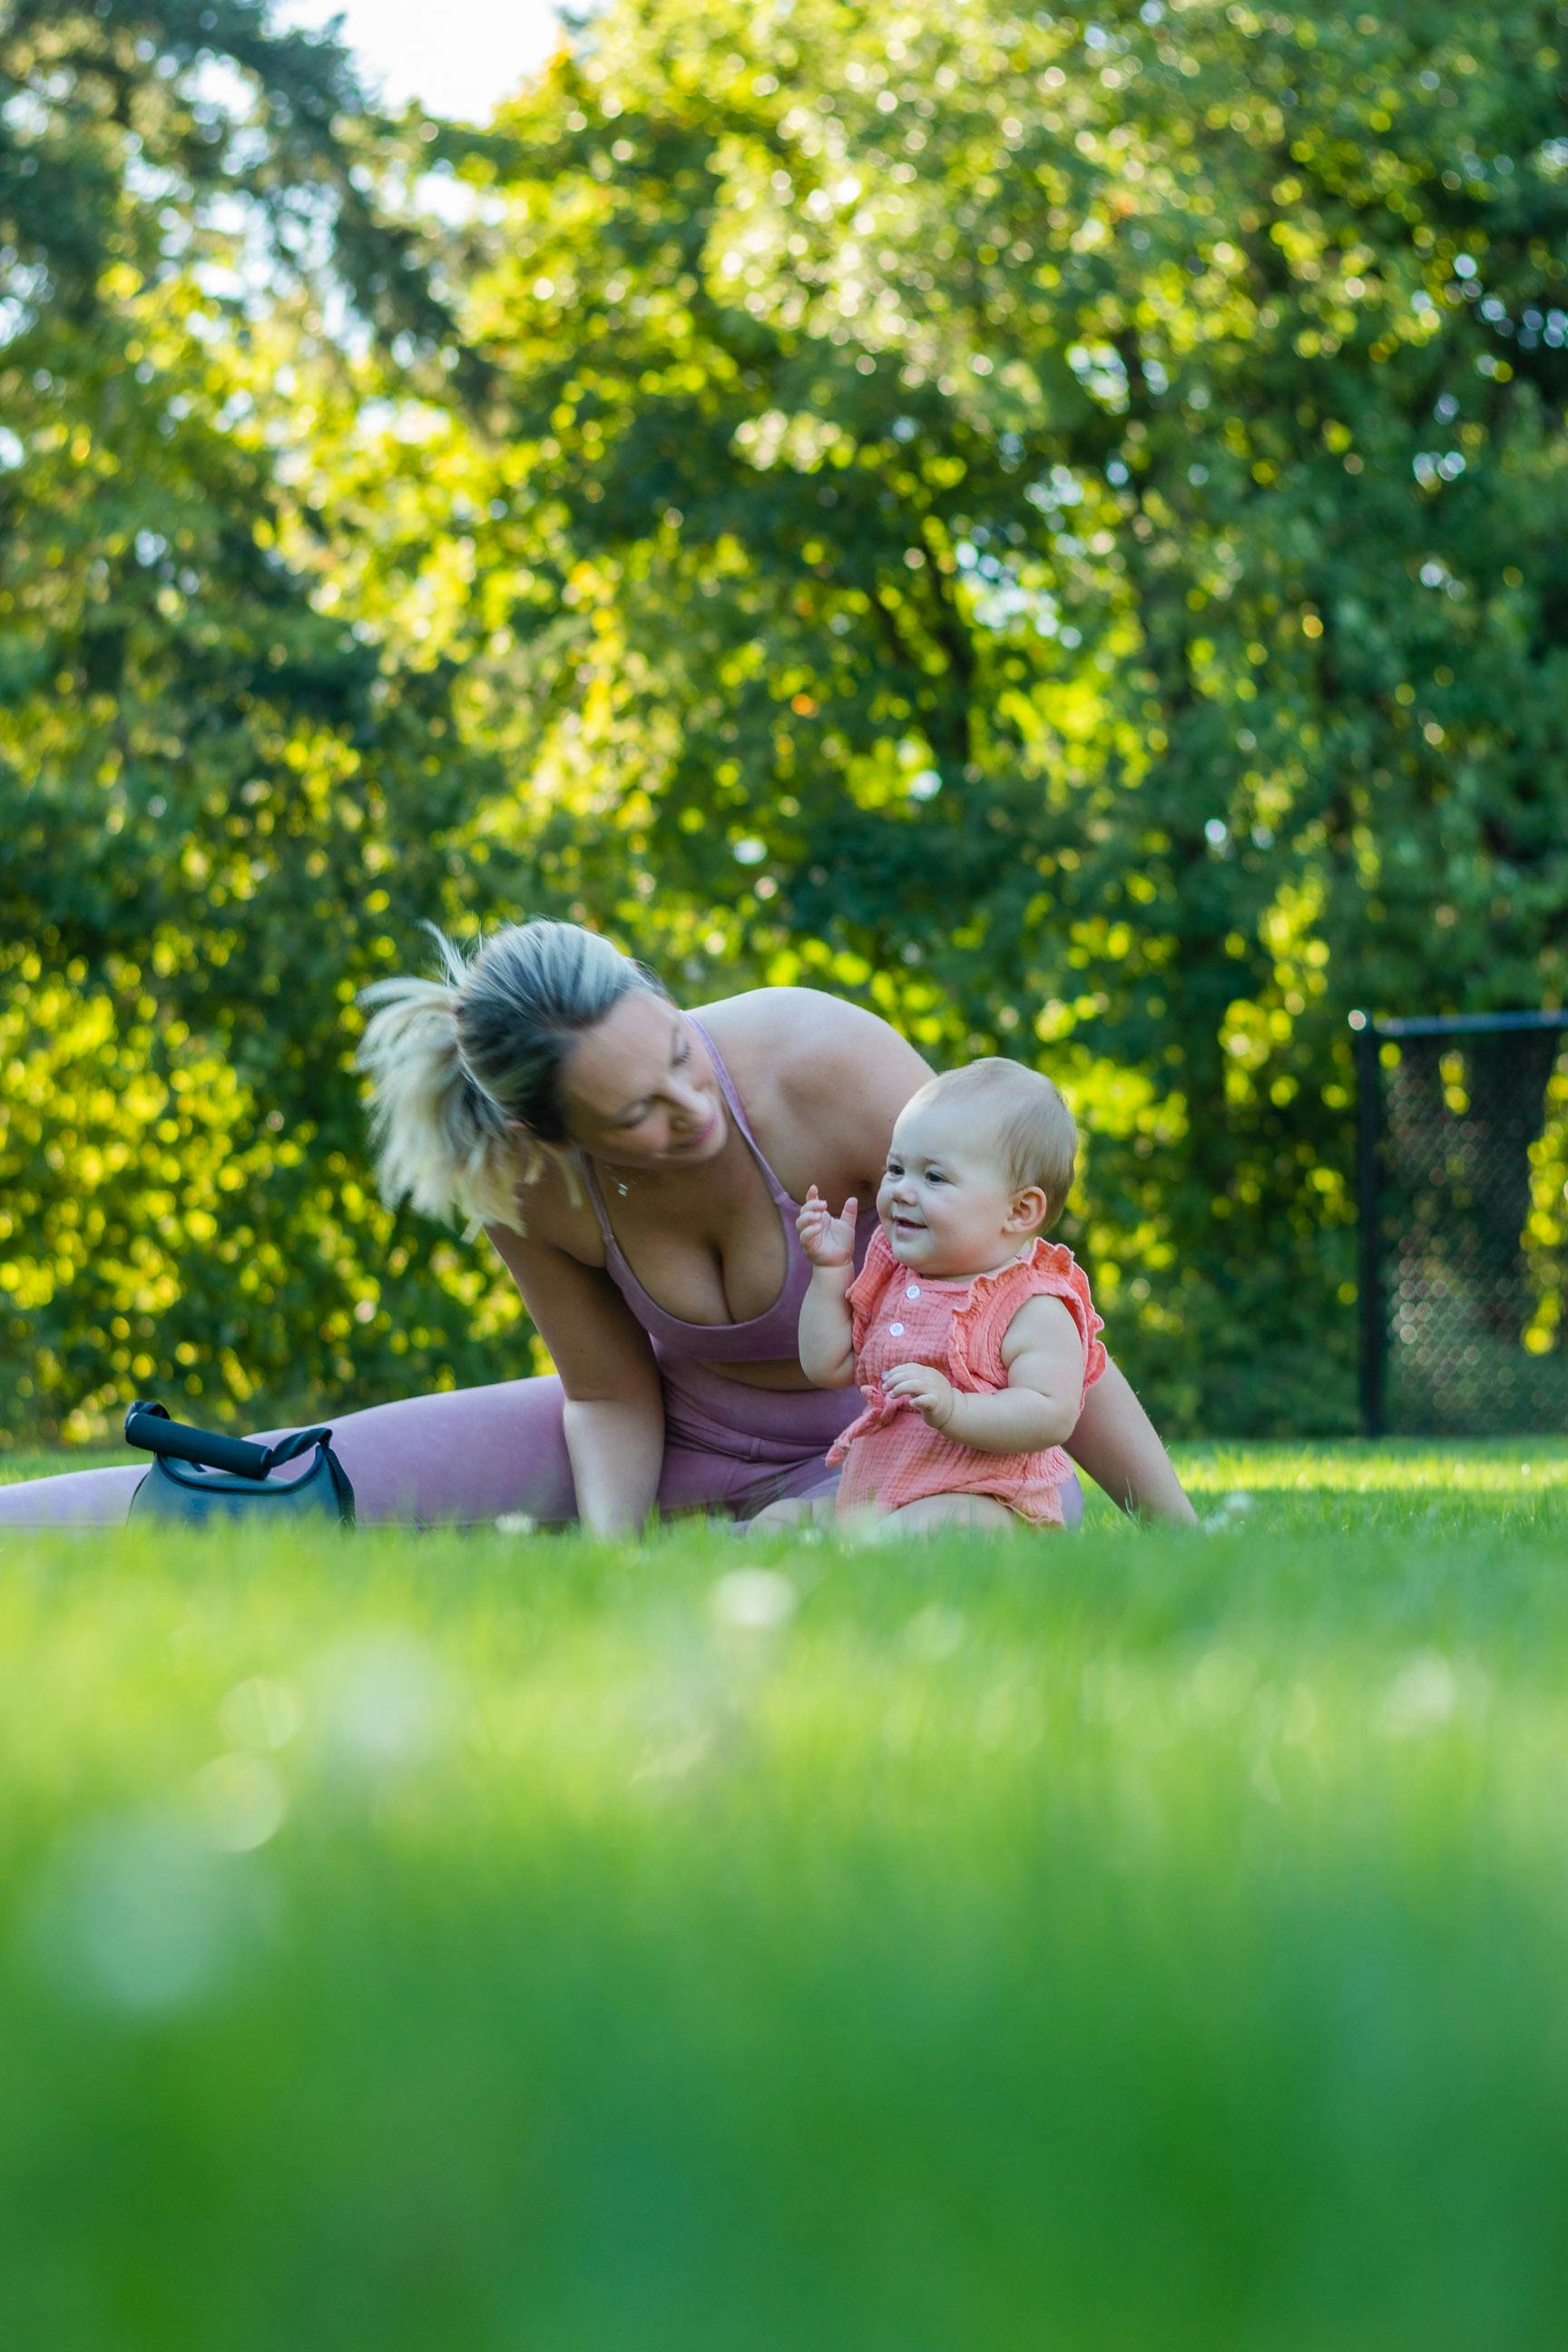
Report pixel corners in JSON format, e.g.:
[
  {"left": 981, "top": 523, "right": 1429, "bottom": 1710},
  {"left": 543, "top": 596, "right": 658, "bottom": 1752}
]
[{"left": 2, "top": 1443, "right": 1567, "bottom": 2348}]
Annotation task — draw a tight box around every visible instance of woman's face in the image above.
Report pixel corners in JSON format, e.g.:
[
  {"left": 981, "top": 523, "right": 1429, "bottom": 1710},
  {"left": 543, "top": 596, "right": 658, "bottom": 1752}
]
[{"left": 559, "top": 993, "right": 727, "bottom": 1170}]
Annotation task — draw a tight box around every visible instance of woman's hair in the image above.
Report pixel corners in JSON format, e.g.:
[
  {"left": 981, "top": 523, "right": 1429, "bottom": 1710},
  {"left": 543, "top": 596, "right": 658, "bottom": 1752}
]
[
  {"left": 357, "top": 920, "right": 669, "bottom": 1230},
  {"left": 913, "top": 1058, "right": 1078, "bottom": 1229}
]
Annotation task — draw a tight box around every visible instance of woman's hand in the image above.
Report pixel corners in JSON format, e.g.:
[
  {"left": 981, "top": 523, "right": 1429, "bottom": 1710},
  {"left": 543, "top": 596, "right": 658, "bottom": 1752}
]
[
  {"left": 798, "top": 1184, "right": 859, "bottom": 1270},
  {"left": 883, "top": 1361, "right": 956, "bottom": 1432}
]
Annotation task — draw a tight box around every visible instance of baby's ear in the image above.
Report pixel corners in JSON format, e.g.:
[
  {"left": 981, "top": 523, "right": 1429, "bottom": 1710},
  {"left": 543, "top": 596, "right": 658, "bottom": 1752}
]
[{"left": 1008, "top": 1183, "right": 1050, "bottom": 1233}]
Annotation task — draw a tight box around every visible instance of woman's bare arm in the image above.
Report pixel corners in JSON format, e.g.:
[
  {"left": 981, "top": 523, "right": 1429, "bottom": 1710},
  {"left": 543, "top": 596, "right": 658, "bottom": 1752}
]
[
  {"left": 1066, "top": 1357, "right": 1196, "bottom": 1525},
  {"left": 485, "top": 1215, "right": 666, "bottom": 1537}
]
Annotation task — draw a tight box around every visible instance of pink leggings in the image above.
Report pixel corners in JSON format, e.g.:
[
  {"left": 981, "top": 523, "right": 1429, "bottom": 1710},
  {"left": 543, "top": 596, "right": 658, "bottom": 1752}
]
[
  {"left": 0, "top": 1357, "right": 1084, "bottom": 1531},
  {"left": 0, "top": 1359, "right": 849, "bottom": 1530}
]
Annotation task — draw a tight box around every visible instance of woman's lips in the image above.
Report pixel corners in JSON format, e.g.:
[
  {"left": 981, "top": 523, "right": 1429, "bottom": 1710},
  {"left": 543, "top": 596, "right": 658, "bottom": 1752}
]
[{"left": 671, "top": 1108, "right": 718, "bottom": 1152}]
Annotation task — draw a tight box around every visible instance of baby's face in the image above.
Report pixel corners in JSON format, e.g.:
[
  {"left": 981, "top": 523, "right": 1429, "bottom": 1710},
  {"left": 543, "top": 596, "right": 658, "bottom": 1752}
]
[{"left": 877, "top": 1102, "right": 1034, "bottom": 1279}]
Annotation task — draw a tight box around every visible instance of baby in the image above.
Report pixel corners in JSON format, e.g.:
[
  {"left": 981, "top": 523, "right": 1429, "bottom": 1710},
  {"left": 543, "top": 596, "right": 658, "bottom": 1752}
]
[{"left": 795, "top": 1059, "right": 1104, "bottom": 1534}]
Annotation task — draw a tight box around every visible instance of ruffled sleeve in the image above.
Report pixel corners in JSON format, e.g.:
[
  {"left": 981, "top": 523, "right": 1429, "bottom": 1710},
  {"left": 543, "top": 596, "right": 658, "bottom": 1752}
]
[{"left": 946, "top": 1238, "right": 1106, "bottom": 1404}]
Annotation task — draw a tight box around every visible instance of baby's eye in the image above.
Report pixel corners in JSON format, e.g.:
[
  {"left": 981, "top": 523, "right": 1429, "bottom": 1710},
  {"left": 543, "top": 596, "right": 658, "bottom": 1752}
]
[{"left": 926, "top": 1171, "right": 946, "bottom": 1184}]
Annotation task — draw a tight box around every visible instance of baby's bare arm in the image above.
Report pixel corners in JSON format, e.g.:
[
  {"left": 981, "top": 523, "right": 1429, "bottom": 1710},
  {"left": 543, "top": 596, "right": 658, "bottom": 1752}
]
[
  {"left": 799, "top": 1266, "right": 858, "bottom": 1388},
  {"left": 915, "top": 1293, "right": 1084, "bottom": 1454},
  {"left": 796, "top": 1188, "right": 860, "bottom": 1388}
]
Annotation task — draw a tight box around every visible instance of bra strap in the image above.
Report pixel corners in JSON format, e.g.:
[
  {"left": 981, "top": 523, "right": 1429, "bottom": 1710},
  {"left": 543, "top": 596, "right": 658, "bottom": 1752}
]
[
  {"left": 575, "top": 1150, "right": 617, "bottom": 1246},
  {"left": 688, "top": 1014, "right": 790, "bottom": 1199}
]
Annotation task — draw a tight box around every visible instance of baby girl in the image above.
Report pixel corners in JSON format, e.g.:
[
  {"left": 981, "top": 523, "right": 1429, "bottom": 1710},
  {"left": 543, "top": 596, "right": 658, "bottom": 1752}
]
[{"left": 789, "top": 1059, "right": 1104, "bottom": 1534}]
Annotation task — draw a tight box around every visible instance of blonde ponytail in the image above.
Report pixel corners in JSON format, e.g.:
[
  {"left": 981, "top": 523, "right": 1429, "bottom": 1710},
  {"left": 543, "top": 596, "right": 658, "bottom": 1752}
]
[{"left": 356, "top": 918, "right": 665, "bottom": 1230}]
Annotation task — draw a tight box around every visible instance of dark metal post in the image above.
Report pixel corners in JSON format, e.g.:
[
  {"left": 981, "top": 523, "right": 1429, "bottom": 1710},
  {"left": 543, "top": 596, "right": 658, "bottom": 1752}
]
[{"left": 1352, "top": 1014, "right": 1385, "bottom": 1438}]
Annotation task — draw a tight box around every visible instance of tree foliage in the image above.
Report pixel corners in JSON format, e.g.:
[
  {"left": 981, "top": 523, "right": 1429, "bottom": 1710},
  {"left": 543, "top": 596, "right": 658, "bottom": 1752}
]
[
  {"left": 4, "top": 0, "right": 1566, "bottom": 1442},
  {"left": 0, "top": 0, "right": 521, "bottom": 1438}
]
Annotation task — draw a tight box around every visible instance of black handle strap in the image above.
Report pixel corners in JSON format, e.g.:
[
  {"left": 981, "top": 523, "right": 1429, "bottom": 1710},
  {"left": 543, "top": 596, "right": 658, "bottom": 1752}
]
[
  {"left": 124, "top": 1401, "right": 332, "bottom": 1481},
  {"left": 262, "top": 1426, "right": 336, "bottom": 1470}
]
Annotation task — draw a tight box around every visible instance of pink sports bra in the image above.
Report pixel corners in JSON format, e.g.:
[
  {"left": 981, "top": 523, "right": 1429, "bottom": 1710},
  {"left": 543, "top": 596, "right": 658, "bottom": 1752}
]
[{"left": 578, "top": 1014, "right": 879, "bottom": 1364}]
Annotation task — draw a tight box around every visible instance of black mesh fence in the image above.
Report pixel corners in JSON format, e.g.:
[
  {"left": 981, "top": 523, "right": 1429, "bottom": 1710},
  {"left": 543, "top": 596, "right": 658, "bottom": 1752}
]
[{"left": 1355, "top": 1011, "right": 1568, "bottom": 1436}]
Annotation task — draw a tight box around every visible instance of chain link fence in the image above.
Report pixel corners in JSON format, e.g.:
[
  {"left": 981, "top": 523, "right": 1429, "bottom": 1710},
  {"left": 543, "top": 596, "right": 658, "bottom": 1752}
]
[{"left": 1354, "top": 1011, "right": 1568, "bottom": 1437}]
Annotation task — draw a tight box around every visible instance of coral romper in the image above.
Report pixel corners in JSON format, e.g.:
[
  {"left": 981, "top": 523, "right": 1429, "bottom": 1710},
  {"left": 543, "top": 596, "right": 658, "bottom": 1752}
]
[{"left": 825, "top": 1229, "right": 1107, "bottom": 1527}]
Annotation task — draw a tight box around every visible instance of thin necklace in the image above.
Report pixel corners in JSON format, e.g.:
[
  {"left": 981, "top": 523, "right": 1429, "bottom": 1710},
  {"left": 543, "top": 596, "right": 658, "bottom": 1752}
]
[{"left": 580, "top": 1145, "right": 632, "bottom": 1199}]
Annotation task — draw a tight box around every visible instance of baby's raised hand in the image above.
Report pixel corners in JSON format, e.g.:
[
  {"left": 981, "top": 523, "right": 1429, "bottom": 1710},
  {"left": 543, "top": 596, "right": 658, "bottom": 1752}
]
[
  {"left": 798, "top": 1184, "right": 859, "bottom": 1269},
  {"left": 883, "top": 1361, "right": 956, "bottom": 1432}
]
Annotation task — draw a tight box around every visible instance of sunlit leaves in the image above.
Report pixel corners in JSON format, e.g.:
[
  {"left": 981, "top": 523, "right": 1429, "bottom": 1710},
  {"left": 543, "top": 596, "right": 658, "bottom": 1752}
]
[
  {"left": 6, "top": 0, "right": 1567, "bottom": 1441},
  {"left": 429, "top": 0, "right": 1568, "bottom": 1428}
]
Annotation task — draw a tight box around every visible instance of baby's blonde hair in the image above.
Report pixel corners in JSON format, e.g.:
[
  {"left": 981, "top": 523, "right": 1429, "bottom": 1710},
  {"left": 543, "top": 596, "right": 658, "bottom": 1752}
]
[
  {"left": 910, "top": 1058, "right": 1078, "bottom": 1229},
  {"left": 356, "top": 919, "right": 668, "bottom": 1230}
]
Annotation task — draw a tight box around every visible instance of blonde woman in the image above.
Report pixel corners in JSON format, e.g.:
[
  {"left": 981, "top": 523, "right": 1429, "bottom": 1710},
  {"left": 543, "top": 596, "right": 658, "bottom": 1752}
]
[{"left": 0, "top": 920, "right": 1194, "bottom": 1532}]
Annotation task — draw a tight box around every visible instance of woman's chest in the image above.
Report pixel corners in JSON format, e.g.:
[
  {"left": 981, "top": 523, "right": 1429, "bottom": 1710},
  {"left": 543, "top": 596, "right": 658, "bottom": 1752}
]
[
  {"left": 622, "top": 1196, "right": 791, "bottom": 1327},
  {"left": 591, "top": 1132, "right": 797, "bottom": 1327}
]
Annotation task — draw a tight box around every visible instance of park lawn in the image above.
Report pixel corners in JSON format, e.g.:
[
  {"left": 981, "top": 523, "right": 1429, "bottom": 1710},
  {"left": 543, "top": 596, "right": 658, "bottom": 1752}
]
[{"left": 1, "top": 1441, "right": 1567, "bottom": 2349}]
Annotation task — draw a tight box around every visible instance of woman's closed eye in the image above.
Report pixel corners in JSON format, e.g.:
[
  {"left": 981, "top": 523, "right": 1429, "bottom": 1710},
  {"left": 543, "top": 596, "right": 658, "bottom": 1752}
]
[{"left": 614, "top": 1040, "right": 691, "bottom": 1128}]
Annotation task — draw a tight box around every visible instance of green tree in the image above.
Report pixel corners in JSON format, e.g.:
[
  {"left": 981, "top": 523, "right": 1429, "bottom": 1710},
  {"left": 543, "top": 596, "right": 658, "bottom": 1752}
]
[
  {"left": 7, "top": 0, "right": 1567, "bottom": 1445},
  {"left": 413, "top": 0, "right": 1568, "bottom": 1429},
  {"left": 0, "top": 0, "right": 519, "bottom": 1442}
]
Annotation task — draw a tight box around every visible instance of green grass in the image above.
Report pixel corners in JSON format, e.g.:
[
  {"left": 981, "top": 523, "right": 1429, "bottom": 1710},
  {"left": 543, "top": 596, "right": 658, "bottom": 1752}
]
[{"left": 3, "top": 1443, "right": 1567, "bottom": 2348}]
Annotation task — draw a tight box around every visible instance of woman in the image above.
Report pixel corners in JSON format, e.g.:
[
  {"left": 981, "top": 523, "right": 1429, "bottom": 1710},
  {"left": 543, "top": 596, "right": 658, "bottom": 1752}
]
[{"left": 0, "top": 921, "right": 1194, "bottom": 1531}]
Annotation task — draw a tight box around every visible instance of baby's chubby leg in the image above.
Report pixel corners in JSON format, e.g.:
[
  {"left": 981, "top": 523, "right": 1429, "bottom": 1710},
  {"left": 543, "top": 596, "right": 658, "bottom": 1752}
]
[
  {"left": 863, "top": 1494, "right": 1020, "bottom": 1540},
  {"left": 744, "top": 1493, "right": 1021, "bottom": 1540},
  {"left": 740, "top": 1494, "right": 835, "bottom": 1534}
]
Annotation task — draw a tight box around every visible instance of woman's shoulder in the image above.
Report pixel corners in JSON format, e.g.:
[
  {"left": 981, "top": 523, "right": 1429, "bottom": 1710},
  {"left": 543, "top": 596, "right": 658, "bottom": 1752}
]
[
  {"left": 693, "top": 988, "right": 933, "bottom": 1184},
  {"left": 693, "top": 985, "right": 910, "bottom": 1063}
]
